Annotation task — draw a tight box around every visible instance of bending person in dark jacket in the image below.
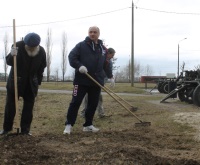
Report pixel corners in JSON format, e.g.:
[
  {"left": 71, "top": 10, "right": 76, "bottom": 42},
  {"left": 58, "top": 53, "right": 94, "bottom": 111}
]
[
  {"left": 63, "top": 26, "right": 114, "bottom": 134},
  {"left": 80, "top": 48, "right": 116, "bottom": 118},
  {"left": 0, "top": 33, "right": 47, "bottom": 136}
]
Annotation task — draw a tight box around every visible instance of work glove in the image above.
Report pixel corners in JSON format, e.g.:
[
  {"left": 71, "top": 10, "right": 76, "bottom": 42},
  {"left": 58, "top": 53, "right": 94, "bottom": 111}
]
[
  {"left": 110, "top": 77, "right": 115, "bottom": 88},
  {"left": 79, "top": 66, "right": 88, "bottom": 74},
  {"left": 11, "top": 47, "right": 18, "bottom": 56}
]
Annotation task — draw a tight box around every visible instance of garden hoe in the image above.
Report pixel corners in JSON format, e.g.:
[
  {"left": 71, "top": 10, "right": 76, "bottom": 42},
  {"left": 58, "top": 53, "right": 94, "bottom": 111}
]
[{"left": 85, "top": 73, "right": 151, "bottom": 127}]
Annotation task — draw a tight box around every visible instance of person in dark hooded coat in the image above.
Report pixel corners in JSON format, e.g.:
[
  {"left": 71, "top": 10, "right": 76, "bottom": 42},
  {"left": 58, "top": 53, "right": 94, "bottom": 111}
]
[
  {"left": 63, "top": 26, "right": 114, "bottom": 135},
  {"left": 0, "top": 32, "right": 47, "bottom": 135}
]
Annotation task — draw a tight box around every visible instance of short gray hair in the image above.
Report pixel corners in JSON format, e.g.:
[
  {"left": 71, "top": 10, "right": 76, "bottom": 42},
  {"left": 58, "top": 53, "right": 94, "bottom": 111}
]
[{"left": 89, "top": 26, "right": 100, "bottom": 33}]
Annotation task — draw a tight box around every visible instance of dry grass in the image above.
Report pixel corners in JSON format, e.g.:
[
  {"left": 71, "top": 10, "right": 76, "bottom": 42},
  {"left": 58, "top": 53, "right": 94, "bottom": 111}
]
[
  {"left": 1, "top": 83, "right": 200, "bottom": 164},
  {"left": 0, "top": 81, "right": 156, "bottom": 135},
  {"left": 0, "top": 88, "right": 197, "bottom": 141},
  {"left": 0, "top": 81, "right": 199, "bottom": 141}
]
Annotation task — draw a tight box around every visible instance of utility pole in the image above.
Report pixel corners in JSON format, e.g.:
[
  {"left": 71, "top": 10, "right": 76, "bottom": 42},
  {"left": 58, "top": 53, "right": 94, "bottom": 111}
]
[
  {"left": 131, "top": 0, "right": 134, "bottom": 87},
  {"left": 177, "top": 38, "right": 187, "bottom": 77},
  {"left": 177, "top": 43, "right": 179, "bottom": 77}
]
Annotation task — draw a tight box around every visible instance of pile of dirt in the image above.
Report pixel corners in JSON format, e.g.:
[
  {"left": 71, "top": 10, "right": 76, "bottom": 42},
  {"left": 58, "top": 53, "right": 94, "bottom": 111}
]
[{"left": 0, "top": 127, "right": 200, "bottom": 165}]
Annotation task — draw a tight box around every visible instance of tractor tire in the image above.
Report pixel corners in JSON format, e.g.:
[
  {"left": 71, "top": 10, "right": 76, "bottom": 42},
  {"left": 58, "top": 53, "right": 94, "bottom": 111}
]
[
  {"left": 161, "top": 82, "right": 168, "bottom": 94},
  {"left": 158, "top": 82, "right": 164, "bottom": 93},
  {"left": 178, "top": 90, "right": 186, "bottom": 102},
  {"left": 178, "top": 88, "right": 193, "bottom": 104},
  {"left": 193, "top": 85, "right": 200, "bottom": 107}
]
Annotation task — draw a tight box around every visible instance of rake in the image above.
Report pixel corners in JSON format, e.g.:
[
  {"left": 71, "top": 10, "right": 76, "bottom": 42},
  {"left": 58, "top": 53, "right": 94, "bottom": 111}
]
[
  {"left": 85, "top": 73, "right": 151, "bottom": 127},
  {"left": 103, "top": 85, "right": 138, "bottom": 112}
]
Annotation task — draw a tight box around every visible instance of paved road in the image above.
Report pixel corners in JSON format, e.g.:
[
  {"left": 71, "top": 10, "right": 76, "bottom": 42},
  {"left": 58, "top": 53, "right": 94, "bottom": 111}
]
[
  {"left": 0, "top": 87, "right": 6, "bottom": 91},
  {"left": 0, "top": 87, "right": 72, "bottom": 94},
  {"left": 0, "top": 86, "right": 160, "bottom": 96}
]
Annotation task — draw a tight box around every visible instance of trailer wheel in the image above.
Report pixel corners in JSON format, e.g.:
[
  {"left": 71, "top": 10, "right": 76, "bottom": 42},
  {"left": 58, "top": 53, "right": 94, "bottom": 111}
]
[
  {"left": 178, "top": 90, "right": 186, "bottom": 102},
  {"left": 178, "top": 88, "right": 193, "bottom": 104},
  {"left": 193, "top": 85, "right": 200, "bottom": 107},
  {"left": 157, "top": 82, "right": 164, "bottom": 93},
  {"left": 161, "top": 82, "right": 168, "bottom": 94}
]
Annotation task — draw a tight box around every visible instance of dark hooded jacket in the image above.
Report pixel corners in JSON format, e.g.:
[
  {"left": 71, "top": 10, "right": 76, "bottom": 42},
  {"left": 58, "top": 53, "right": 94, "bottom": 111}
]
[
  {"left": 6, "top": 41, "right": 47, "bottom": 97},
  {"left": 68, "top": 36, "right": 113, "bottom": 86}
]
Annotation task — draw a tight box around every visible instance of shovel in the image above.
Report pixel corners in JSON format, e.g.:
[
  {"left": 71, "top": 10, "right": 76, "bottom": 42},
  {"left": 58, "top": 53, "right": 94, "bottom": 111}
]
[
  {"left": 85, "top": 73, "right": 151, "bottom": 127},
  {"left": 12, "top": 19, "right": 20, "bottom": 135}
]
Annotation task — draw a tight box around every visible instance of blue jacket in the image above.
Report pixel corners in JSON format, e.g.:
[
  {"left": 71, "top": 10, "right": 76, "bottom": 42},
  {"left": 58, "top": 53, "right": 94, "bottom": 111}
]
[{"left": 69, "top": 36, "right": 113, "bottom": 86}]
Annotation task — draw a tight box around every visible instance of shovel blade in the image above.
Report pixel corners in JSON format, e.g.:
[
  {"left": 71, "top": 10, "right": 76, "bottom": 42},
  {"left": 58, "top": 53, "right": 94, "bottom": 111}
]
[{"left": 135, "top": 122, "right": 151, "bottom": 127}]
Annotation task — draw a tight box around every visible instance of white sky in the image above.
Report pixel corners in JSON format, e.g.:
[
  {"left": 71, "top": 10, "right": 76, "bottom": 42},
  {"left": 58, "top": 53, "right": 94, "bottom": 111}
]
[{"left": 1, "top": 0, "right": 200, "bottom": 77}]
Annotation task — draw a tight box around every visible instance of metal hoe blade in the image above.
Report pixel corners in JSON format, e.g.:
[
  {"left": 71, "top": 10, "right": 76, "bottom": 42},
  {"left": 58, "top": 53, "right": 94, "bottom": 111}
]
[{"left": 135, "top": 122, "right": 151, "bottom": 127}]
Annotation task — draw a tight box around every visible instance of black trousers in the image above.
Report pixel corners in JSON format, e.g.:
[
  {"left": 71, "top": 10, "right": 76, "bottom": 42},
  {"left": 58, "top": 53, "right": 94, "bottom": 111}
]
[
  {"left": 65, "top": 85, "right": 101, "bottom": 127},
  {"left": 3, "top": 86, "right": 35, "bottom": 133}
]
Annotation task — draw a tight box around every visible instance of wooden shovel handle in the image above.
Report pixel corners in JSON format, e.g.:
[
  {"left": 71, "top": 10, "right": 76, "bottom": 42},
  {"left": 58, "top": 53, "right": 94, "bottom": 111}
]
[{"left": 13, "top": 19, "right": 20, "bottom": 133}]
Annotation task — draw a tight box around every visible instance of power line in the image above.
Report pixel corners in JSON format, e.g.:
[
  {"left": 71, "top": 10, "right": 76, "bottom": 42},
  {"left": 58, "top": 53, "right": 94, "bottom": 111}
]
[
  {"left": 0, "top": 7, "right": 130, "bottom": 29},
  {"left": 1, "top": 5, "right": 200, "bottom": 29},
  {"left": 135, "top": 6, "right": 200, "bottom": 15}
]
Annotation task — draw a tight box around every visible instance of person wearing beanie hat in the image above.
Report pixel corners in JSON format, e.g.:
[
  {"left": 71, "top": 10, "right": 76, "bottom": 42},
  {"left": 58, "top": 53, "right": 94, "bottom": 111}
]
[
  {"left": 24, "top": 32, "right": 41, "bottom": 47},
  {"left": 0, "top": 32, "right": 47, "bottom": 136}
]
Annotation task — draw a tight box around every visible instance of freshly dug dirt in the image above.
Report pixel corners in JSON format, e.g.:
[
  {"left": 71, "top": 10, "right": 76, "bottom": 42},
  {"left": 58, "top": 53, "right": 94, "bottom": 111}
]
[
  {"left": 0, "top": 92, "right": 200, "bottom": 165},
  {"left": 0, "top": 127, "right": 199, "bottom": 165}
]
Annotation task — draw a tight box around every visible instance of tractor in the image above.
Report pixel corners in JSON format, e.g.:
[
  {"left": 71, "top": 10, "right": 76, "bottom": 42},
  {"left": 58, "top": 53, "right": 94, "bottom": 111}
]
[{"left": 160, "top": 68, "right": 200, "bottom": 106}]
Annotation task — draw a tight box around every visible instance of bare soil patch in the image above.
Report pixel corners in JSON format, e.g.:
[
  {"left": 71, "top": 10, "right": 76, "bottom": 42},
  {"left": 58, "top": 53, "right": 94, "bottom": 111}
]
[{"left": 0, "top": 91, "right": 200, "bottom": 165}]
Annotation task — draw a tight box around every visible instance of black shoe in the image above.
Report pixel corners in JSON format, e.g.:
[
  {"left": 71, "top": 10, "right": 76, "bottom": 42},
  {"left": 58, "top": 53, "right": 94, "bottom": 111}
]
[{"left": 0, "top": 130, "right": 9, "bottom": 135}]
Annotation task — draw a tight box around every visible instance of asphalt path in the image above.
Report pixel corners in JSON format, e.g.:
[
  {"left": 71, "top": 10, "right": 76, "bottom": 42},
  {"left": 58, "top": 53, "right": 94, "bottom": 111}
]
[
  {"left": 0, "top": 86, "right": 160, "bottom": 96},
  {"left": 0, "top": 87, "right": 6, "bottom": 91}
]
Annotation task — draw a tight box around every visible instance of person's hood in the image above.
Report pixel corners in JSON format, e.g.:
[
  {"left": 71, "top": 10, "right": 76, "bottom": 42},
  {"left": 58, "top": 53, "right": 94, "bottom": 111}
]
[{"left": 85, "top": 36, "right": 103, "bottom": 51}]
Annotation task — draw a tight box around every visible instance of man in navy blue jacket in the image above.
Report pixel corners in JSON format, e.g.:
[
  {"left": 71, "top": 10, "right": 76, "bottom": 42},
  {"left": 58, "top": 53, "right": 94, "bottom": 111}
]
[{"left": 64, "top": 26, "right": 114, "bottom": 134}]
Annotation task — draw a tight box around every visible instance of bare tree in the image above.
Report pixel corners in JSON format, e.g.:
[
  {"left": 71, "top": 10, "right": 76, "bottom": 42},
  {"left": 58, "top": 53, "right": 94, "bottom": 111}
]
[
  {"left": 115, "top": 64, "right": 130, "bottom": 82},
  {"left": 128, "top": 60, "right": 141, "bottom": 82},
  {"left": 54, "top": 67, "right": 59, "bottom": 85},
  {"left": 114, "top": 70, "right": 123, "bottom": 82},
  {"left": 46, "top": 28, "right": 53, "bottom": 82},
  {"left": 143, "top": 64, "right": 154, "bottom": 76},
  {"left": 112, "top": 57, "right": 119, "bottom": 71},
  {"left": 3, "top": 33, "right": 9, "bottom": 81},
  {"left": 68, "top": 68, "right": 75, "bottom": 81},
  {"left": 134, "top": 60, "right": 142, "bottom": 77},
  {"left": 115, "top": 60, "right": 142, "bottom": 82},
  {"left": 61, "top": 32, "right": 68, "bottom": 82}
]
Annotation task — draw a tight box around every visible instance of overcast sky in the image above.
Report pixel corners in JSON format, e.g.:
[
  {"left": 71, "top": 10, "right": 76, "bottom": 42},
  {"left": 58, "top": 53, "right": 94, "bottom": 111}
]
[{"left": 1, "top": 0, "right": 200, "bottom": 77}]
